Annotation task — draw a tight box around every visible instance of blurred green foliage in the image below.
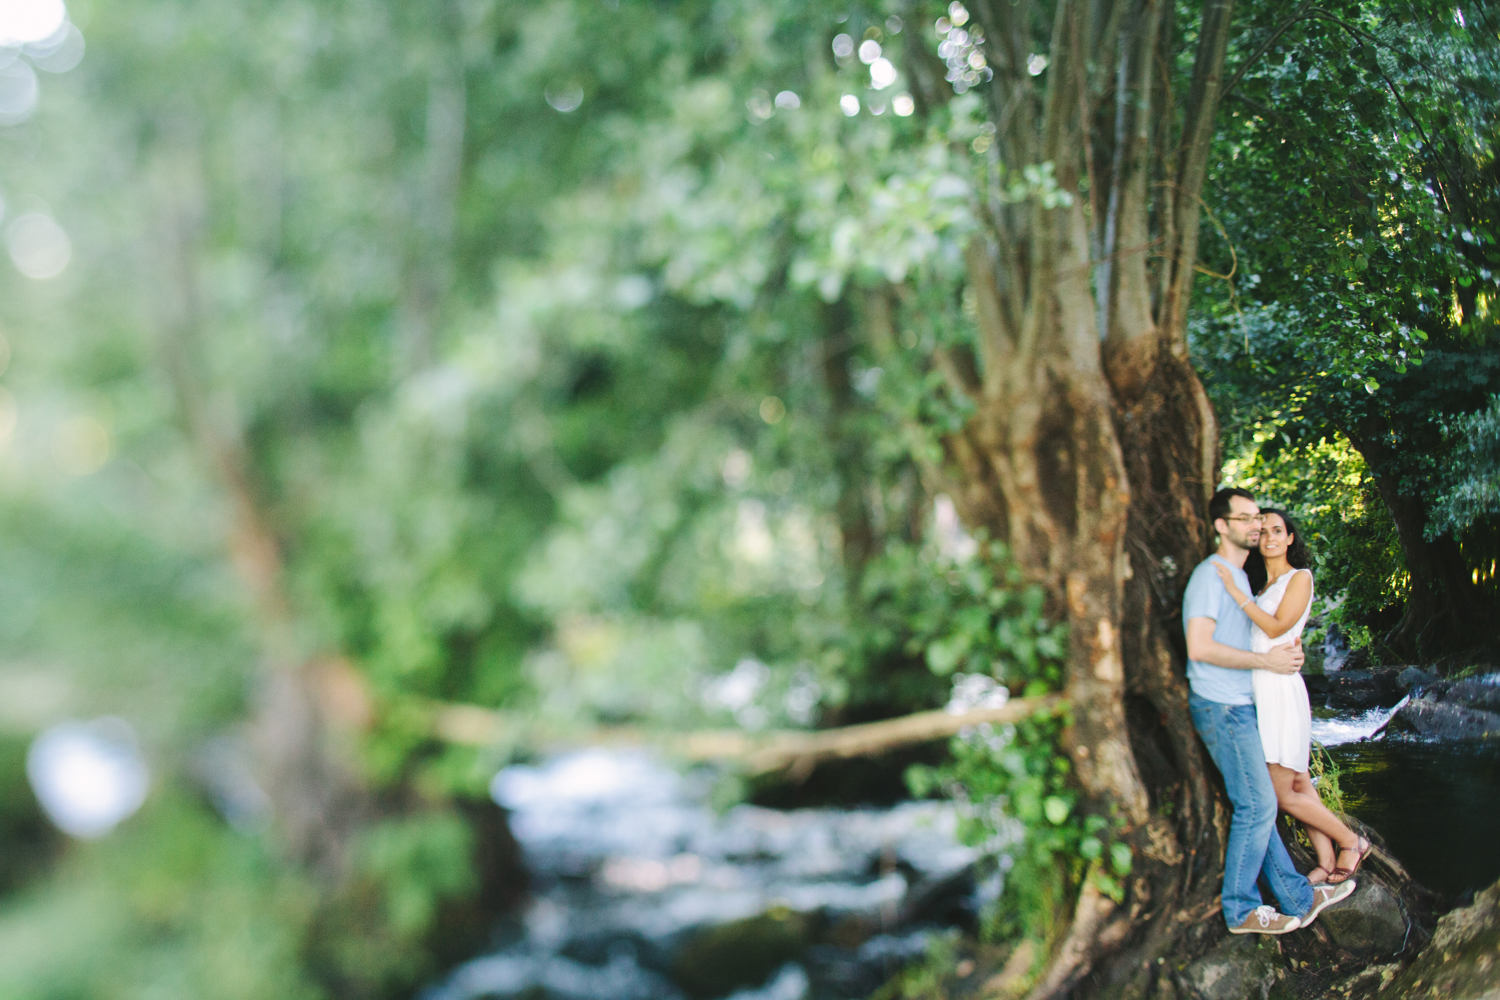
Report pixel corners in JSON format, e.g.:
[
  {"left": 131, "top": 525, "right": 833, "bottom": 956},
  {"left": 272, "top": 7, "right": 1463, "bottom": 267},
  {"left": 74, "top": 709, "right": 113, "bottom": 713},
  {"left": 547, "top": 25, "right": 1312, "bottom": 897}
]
[
  {"left": 0, "top": 793, "right": 322, "bottom": 1000},
  {"left": 0, "top": 0, "right": 1497, "bottom": 995}
]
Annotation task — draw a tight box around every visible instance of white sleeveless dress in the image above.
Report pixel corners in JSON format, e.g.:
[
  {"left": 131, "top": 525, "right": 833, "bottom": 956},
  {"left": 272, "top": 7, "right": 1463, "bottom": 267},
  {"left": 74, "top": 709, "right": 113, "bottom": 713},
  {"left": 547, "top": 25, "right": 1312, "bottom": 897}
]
[{"left": 1250, "top": 569, "right": 1314, "bottom": 773}]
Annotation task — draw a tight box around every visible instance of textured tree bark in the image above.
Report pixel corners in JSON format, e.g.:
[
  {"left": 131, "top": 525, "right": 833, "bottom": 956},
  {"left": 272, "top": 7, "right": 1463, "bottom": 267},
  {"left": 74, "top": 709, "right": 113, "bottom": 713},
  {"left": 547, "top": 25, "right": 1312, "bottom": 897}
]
[{"left": 905, "top": 1, "right": 1244, "bottom": 994}]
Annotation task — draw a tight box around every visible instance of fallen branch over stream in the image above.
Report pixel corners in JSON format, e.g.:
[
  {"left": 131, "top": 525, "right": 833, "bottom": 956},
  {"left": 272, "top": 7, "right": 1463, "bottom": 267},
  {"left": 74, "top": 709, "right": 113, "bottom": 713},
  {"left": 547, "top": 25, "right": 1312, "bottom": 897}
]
[{"left": 428, "top": 695, "right": 1063, "bottom": 776}]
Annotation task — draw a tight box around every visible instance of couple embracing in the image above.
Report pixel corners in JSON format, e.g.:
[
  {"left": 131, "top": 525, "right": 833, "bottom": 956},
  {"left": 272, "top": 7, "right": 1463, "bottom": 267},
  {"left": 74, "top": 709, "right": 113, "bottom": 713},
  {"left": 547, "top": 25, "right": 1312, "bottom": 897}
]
[{"left": 1184, "top": 488, "right": 1372, "bottom": 935}]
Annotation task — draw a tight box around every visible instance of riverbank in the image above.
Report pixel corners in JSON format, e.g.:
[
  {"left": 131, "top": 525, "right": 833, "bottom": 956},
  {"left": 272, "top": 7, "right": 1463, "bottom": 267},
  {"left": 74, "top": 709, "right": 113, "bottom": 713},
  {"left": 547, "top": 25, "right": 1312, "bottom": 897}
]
[{"left": 421, "top": 682, "right": 1500, "bottom": 1000}]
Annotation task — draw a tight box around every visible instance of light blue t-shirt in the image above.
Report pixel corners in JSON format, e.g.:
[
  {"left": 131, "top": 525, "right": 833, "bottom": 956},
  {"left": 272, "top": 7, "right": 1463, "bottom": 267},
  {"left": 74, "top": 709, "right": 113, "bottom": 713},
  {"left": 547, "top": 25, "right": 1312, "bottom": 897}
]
[{"left": 1183, "top": 555, "right": 1255, "bottom": 705}]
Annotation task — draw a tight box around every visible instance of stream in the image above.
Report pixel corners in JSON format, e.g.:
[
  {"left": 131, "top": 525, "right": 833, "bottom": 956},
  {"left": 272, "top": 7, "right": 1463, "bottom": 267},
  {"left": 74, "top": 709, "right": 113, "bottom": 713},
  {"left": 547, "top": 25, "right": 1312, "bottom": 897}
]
[
  {"left": 422, "top": 749, "right": 990, "bottom": 1000},
  {"left": 1312, "top": 698, "right": 1500, "bottom": 899},
  {"left": 422, "top": 685, "right": 1499, "bottom": 1000}
]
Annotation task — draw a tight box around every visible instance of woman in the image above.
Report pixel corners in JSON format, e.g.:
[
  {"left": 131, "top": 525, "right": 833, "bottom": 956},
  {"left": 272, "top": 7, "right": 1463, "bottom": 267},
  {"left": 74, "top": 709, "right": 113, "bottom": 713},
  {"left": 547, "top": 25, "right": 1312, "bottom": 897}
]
[{"left": 1215, "top": 508, "right": 1370, "bottom": 884}]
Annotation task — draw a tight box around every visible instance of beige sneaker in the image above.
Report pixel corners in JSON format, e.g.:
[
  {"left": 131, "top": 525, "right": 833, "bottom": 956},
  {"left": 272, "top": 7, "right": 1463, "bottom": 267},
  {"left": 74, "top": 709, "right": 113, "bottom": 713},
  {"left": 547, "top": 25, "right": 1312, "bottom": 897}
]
[
  {"left": 1228, "top": 904, "right": 1302, "bottom": 935},
  {"left": 1300, "top": 879, "right": 1356, "bottom": 928}
]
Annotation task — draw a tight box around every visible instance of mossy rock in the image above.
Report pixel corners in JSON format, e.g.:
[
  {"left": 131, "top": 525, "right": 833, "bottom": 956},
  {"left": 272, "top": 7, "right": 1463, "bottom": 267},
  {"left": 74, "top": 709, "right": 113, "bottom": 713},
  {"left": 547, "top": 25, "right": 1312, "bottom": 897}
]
[
  {"left": 1317, "top": 882, "right": 1409, "bottom": 959},
  {"left": 670, "top": 906, "right": 812, "bottom": 999},
  {"left": 1178, "top": 933, "right": 1281, "bottom": 1000},
  {"left": 1385, "top": 879, "right": 1500, "bottom": 999}
]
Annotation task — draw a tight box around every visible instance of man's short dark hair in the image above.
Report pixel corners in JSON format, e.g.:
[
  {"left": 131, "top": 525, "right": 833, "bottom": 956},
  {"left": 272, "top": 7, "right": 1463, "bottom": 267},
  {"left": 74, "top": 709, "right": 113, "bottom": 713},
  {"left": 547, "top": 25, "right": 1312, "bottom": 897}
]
[{"left": 1209, "top": 487, "right": 1255, "bottom": 525}]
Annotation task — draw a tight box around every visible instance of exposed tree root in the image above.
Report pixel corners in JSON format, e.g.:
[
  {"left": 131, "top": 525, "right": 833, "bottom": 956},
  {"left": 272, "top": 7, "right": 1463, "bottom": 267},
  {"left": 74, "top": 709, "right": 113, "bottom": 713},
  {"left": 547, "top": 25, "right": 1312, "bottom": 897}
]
[{"left": 1022, "top": 870, "right": 1128, "bottom": 1000}]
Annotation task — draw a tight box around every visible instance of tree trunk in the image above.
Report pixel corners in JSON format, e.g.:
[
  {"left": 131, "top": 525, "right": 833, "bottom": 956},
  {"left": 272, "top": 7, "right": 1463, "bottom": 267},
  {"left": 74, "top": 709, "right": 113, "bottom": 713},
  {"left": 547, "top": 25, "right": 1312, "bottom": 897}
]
[
  {"left": 821, "top": 297, "right": 879, "bottom": 592},
  {"left": 893, "top": 1, "right": 1421, "bottom": 994},
  {"left": 902, "top": 1, "right": 1442, "bottom": 993},
  {"left": 917, "top": 3, "right": 1221, "bottom": 990},
  {"left": 151, "top": 145, "right": 371, "bottom": 873},
  {"left": 1342, "top": 416, "right": 1491, "bottom": 662}
]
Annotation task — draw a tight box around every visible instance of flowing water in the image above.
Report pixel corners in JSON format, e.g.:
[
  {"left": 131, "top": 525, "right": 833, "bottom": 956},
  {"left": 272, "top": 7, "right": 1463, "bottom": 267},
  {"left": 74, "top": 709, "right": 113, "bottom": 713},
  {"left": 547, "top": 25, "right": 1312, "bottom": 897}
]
[
  {"left": 422, "top": 749, "right": 990, "bottom": 1000},
  {"left": 1311, "top": 680, "right": 1500, "bottom": 899}
]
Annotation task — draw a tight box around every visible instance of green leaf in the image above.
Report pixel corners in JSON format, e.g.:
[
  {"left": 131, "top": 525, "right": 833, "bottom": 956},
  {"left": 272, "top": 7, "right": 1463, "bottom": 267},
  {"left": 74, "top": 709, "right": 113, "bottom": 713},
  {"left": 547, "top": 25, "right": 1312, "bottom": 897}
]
[
  {"left": 1459, "top": 75, "right": 1500, "bottom": 100},
  {"left": 925, "top": 635, "right": 968, "bottom": 675},
  {"left": 1110, "top": 842, "right": 1134, "bottom": 875},
  {"left": 1043, "top": 796, "right": 1070, "bottom": 825}
]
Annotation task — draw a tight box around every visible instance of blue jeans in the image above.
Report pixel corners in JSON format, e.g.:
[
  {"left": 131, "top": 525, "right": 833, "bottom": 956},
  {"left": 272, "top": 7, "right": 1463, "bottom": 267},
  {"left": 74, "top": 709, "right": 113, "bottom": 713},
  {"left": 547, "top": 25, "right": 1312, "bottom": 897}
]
[{"left": 1189, "top": 693, "right": 1314, "bottom": 926}]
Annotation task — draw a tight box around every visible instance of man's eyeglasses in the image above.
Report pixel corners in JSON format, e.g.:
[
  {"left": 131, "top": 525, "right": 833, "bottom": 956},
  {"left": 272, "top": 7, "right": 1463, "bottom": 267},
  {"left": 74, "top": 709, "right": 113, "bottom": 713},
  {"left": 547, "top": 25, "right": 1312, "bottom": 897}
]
[{"left": 1222, "top": 514, "right": 1265, "bottom": 524}]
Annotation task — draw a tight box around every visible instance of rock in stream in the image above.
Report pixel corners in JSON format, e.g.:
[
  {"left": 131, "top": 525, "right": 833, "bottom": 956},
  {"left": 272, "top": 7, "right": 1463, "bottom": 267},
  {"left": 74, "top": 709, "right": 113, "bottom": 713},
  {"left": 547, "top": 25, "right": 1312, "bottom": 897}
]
[
  {"left": 1326, "top": 668, "right": 1407, "bottom": 711},
  {"left": 1385, "top": 672, "right": 1500, "bottom": 744}
]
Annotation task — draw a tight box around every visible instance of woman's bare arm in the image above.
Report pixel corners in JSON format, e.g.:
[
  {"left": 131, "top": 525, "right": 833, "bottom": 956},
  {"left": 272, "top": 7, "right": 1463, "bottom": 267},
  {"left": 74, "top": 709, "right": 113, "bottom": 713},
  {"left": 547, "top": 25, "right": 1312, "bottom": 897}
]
[{"left": 1246, "top": 570, "right": 1313, "bottom": 638}]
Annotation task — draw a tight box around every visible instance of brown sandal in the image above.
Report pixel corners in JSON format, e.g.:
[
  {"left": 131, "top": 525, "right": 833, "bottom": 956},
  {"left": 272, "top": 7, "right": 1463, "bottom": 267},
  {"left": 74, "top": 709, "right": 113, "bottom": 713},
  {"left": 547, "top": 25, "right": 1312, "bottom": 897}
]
[
  {"left": 1328, "top": 836, "right": 1371, "bottom": 884},
  {"left": 1306, "top": 865, "right": 1332, "bottom": 885}
]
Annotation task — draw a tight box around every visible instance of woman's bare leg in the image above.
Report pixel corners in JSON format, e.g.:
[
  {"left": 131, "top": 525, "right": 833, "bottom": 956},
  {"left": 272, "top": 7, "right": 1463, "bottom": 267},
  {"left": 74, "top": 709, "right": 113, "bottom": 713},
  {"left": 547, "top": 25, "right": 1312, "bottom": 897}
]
[
  {"left": 1288, "top": 767, "right": 1338, "bottom": 874},
  {"left": 1306, "top": 826, "right": 1336, "bottom": 879},
  {"left": 1268, "top": 764, "right": 1359, "bottom": 866}
]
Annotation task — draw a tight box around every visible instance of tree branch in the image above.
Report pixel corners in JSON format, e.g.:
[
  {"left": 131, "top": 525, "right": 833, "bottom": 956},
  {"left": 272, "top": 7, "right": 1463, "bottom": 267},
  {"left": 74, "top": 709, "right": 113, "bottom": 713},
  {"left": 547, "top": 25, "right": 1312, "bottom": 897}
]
[
  {"left": 429, "top": 696, "right": 1064, "bottom": 777},
  {"left": 1219, "top": 2, "right": 1315, "bottom": 98},
  {"left": 1159, "top": 0, "right": 1237, "bottom": 346}
]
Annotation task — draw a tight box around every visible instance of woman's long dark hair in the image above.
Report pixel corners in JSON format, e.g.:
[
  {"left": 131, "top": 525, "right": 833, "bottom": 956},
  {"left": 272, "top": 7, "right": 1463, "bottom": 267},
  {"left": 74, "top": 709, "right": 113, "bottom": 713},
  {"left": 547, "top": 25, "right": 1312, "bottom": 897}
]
[{"left": 1244, "top": 507, "right": 1311, "bottom": 594}]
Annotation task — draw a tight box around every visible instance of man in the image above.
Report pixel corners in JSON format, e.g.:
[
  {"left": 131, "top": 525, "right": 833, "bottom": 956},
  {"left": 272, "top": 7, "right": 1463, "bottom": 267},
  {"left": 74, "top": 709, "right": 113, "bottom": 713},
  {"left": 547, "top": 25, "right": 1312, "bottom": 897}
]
[{"left": 1184, "top": 488, "right": 1356, "bottom": 934}]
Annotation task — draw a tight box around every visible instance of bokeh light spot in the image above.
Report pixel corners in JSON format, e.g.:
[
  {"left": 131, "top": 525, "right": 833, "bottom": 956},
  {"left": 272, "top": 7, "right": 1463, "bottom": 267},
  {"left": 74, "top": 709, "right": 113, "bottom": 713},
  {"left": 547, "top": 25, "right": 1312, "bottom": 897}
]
[
  {"left": 30, "top": 22, "right": 83, "bottom": 73},
  {"left": 721, "top": 448, "right": 751, "bottom": 489},
  {"left": 0, "top": 0, "right": 67, "bottom": 47},
  {"left": 27, "top": 718, "right": 150, "bottom": 840},
  {"left": 7, "top": 212, "right": 71, "bottom": 278},
  {"left": 892, "top": 93, "right": 915, "bottom": 117},
  {"left": 746, "top": 89, "right": 773, "bottom": 119},
  {"left": 544, "top": 81, "right": 583, "bottom": 113},
  {"left": 759, "top": 395, "right": 786, "bottom": 424},
  {"left": 0, "top": 59, "right": 39, "bottom": 124},
  {"left": 839, "top": 93, "right": 859, "bottom": 116}
]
